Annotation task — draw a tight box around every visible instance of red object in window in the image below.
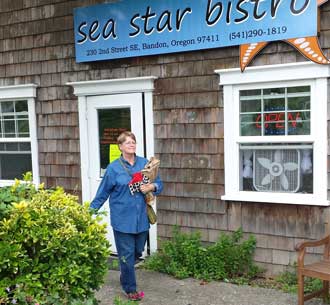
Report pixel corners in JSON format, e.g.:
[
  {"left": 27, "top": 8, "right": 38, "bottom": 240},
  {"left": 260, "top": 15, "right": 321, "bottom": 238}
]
[{"left": 255, "top": 112, "right": 301, "bottom": 129}]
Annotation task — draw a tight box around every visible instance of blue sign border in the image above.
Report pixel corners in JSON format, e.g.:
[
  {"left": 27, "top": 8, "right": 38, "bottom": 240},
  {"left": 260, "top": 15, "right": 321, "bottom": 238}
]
[{"left": 74, "top": 0, "right": 317, "bottom": 63}]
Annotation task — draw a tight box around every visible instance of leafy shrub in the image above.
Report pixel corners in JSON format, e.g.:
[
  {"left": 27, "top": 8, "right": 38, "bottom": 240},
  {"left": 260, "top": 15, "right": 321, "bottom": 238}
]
[
  {"left": 0, "top": 172, "right": 37, "bottom": 220},
  {"left": 0, "top": 187, "right": 111, "bottom": 305},
  {"left": 275, "top": 268, "right": 323, "bottom": 294},
  {"left": 144, "top": 226, "right": 262, "bottom": 281}
]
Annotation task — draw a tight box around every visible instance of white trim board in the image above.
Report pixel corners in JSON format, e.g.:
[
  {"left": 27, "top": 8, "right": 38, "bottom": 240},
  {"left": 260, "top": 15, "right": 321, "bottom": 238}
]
[
  {"left": 68, "top": 76, "right": 157, "bottom": 96},
  {"left": 0, "top": 84, "right": 38, "bottom": 99},
  {"left": 216, "top": 62, "right": 330, "bottom": 85}
]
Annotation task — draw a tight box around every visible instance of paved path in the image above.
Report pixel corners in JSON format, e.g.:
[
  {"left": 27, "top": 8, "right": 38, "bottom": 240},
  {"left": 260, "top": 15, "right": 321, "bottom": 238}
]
[{"left": 95, "top": 269, "right": 326, "bottom": 305}]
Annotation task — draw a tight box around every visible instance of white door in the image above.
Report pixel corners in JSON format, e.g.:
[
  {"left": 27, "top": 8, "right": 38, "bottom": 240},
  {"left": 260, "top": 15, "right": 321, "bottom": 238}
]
[{"left": 87, "top": 93, "right": 144, "bottom": 253}]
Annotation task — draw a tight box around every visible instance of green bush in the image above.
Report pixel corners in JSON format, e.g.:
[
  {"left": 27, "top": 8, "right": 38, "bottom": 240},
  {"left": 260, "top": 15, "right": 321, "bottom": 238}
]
[
  {"left": 144, "top": 227, "right": 262, "bottom": 281},
  {"left": 0, "top": 172, "right": 37, "bottom": 221},
  {"left": 0, "top": 186, "right": 111, "bottom": 305}
]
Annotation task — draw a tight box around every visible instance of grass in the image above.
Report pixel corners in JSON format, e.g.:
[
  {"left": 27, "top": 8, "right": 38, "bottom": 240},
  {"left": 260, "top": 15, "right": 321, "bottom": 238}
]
[{"left": 113, "top": 296, "right": 139, "bottom": 305}]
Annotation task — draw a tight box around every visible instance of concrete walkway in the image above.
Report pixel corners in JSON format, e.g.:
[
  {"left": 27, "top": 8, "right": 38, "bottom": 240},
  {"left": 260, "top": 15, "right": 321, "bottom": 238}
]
[{"left": 95, "top": 269, "right": 326, "bottom": 305}]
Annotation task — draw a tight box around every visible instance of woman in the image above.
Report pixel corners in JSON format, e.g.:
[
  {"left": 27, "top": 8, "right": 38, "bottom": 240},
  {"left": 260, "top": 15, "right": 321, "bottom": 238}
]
[{"left": 90, "top": 131, "right": 163, "bottom": 301}]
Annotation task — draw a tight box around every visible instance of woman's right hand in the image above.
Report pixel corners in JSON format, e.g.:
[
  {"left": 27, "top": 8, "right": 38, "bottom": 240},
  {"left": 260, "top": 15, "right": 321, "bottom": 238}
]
[{"left": 140, "top": 183, "right": 155, "bottom": 194}]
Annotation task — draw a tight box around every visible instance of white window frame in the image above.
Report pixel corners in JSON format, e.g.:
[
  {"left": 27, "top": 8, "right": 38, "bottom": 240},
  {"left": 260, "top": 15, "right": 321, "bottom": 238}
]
[
  {"left": 215, "top": 62, "right": 330, "bottom": 206},
  {"left": 0, "top": 84, "right": 39, "bottom": 187}
]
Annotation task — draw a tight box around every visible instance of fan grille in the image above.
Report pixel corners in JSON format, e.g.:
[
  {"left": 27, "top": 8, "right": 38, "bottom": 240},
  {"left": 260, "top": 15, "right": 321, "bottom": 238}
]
[{"left": 253, "top": 149, "right": 301, "bottom": 192}]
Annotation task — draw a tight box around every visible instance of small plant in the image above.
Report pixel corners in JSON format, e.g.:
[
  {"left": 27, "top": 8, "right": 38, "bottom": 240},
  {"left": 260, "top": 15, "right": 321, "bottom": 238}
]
[
  {"left": 0, "top": 186, "right": 111, "bottom": 305},
  {"left": 144, "top": 226, "right": 262, "bottom": 282},
  {"left": 275, "top": 268, "right": 323, "bottom": 294},
  {"left": 113, "top": 296, "right": 138, "bottom": 305}
]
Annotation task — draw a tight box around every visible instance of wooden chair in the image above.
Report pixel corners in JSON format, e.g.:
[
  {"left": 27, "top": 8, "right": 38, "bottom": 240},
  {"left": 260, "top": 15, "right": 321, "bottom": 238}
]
[{"left": 295, "top": 235, "right": 330, "bottom": 305}]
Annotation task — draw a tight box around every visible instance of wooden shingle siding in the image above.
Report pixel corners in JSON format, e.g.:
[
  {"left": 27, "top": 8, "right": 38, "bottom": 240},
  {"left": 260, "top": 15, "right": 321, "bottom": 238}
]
[
  {"left": 1, "top": 0, "right": 330, "bottom": 274},
  {"left": 154, "top": 41, "right": 226, "bottom": 249}
]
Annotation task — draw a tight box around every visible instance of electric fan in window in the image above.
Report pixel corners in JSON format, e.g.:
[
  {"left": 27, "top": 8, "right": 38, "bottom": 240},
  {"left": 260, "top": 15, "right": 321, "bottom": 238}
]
[{"left": 253, "top": 149, "right": 301, "bottom": 192}]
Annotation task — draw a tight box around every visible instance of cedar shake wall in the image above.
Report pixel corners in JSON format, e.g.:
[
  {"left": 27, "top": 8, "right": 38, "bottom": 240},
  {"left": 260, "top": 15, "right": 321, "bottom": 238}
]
[{"left": 1, "top": 0, "right": 330, "bottom": 275}]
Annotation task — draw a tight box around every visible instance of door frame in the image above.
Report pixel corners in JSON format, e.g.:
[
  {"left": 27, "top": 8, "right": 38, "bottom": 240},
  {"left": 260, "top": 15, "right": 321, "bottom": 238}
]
[{"left": 68, "top": 76, "right": 158, "bottom": 253}]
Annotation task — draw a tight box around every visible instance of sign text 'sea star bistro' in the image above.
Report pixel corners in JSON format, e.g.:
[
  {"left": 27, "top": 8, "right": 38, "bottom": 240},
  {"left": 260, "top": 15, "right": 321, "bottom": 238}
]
[{"left": 73, "top": 0, "right": 329, "bottom": 70}]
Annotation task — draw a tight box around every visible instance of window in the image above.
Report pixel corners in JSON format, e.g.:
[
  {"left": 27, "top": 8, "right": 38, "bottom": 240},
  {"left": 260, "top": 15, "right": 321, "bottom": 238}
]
[
  {"left": 0, "top": 85, "right": 39, "bottom": 186},
  {"left": 240, "top": 86, "right": 311, "bottom": 137},
  {"left": 98, "top": 108, "right": 130, "bottom": 177},
  {"left": 216, "top": 63, "right": 329, "bottom": 205}
]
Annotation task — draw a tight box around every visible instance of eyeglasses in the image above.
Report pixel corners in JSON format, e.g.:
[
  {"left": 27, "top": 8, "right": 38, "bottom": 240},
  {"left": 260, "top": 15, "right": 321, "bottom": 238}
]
[{"left": 123, "top": 141, "right": 136, "bottom": 145}]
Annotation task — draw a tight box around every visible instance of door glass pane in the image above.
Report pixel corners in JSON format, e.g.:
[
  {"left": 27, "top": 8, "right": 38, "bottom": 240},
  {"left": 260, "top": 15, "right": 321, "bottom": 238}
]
[{"left": 98, "top": 108, "right": 131, "bottom": 177}]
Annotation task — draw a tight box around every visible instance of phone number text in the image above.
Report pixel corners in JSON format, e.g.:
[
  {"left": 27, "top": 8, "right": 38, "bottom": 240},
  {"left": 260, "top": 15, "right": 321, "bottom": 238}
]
[{"left": 229, "top": 26, "right": 288, "bottom": 41}]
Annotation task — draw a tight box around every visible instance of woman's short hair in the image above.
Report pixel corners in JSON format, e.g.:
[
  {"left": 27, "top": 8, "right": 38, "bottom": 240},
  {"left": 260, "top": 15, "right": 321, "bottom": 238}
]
[{"left": 117, "top": 131, "right": 136, "bottom": 145}]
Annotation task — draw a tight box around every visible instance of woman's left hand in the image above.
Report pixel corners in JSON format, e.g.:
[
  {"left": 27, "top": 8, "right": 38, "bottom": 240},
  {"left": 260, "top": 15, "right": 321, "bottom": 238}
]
[{"left": 140, "top": 183, "right": 155, "bottom": 194}]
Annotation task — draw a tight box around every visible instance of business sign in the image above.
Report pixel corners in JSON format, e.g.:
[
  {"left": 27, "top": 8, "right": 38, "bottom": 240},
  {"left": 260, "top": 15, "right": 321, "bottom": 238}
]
[{"left": 74, "top": 0, "right": 317, "bottom": 63}]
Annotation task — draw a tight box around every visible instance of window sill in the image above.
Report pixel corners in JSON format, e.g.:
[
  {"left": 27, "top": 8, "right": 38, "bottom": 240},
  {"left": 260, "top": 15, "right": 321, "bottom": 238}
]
[
  {"left": 221, "top": 192, "right": 330, "bottom": 206},
  {"left": 0, "top": 180, "right": 16, "bottom": 187}
]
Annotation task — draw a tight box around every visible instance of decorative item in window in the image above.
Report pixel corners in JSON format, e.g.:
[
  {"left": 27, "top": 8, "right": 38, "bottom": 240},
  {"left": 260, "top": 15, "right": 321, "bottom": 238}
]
[
  {"left": 242, "top": 150, "right": 253, "bottom": 179},
  {"left": 301, "top": 149, "right": 313, "bottom": 174},
  {"left": 254, "top": 149, "right": 300, "bottom": 192}
]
